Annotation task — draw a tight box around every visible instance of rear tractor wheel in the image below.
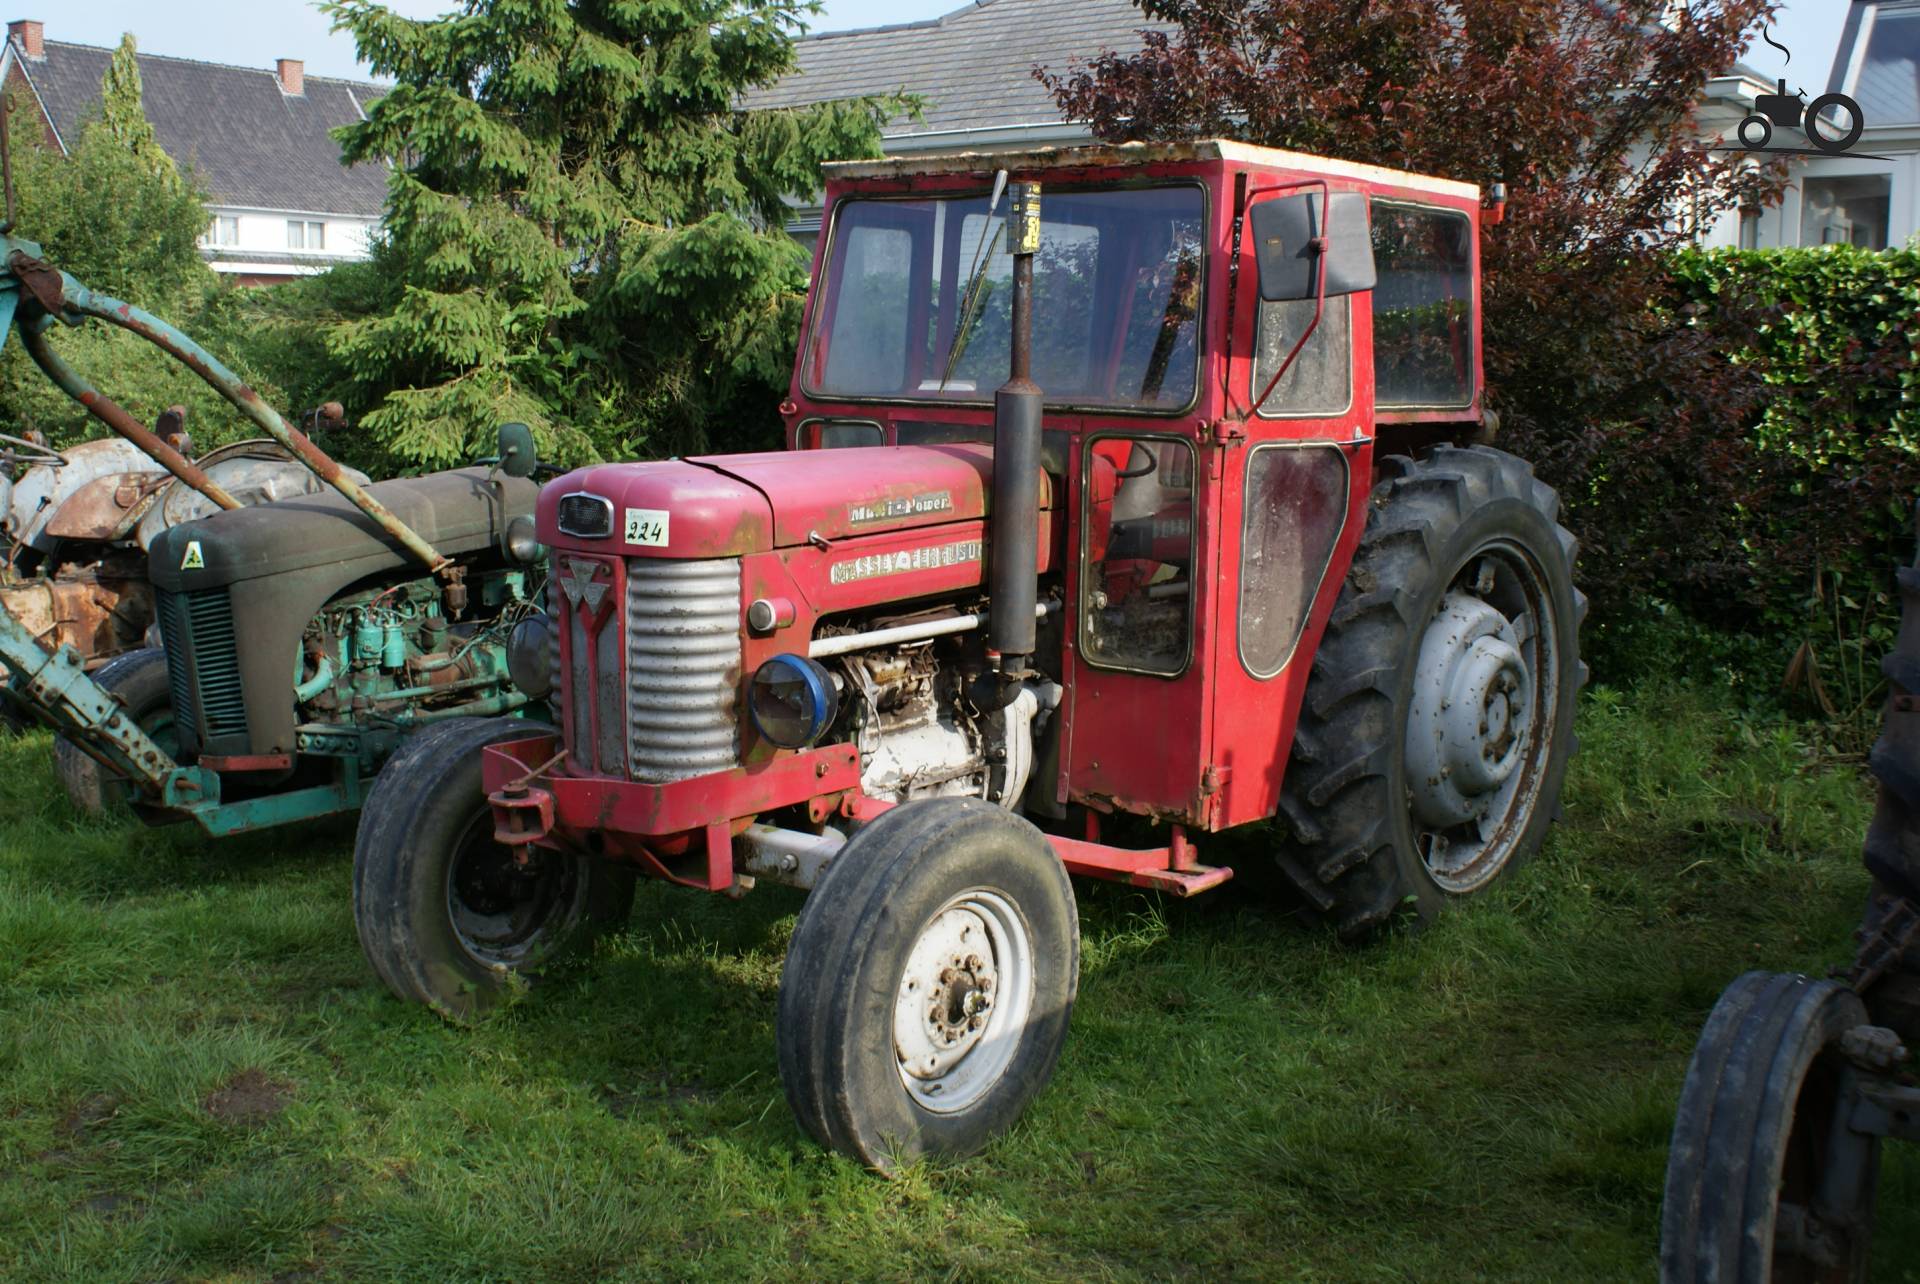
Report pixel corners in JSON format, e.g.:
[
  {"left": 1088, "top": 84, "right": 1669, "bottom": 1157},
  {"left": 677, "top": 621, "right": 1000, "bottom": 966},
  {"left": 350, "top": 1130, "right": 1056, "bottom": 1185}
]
[
  {"left": 777, "top": 798, "right": 1079, "bottom": 1171},
  {"left": 1276, "top": 445, "right": 1586, "bottom": 934},
  {"left": 353, "top": 718, "right": 634, "bottom": 1021}
]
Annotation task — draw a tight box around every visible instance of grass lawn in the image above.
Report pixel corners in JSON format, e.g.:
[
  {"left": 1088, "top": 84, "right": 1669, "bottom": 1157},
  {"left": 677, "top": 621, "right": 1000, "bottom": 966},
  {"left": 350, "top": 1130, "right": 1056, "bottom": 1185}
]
[{"left": 0, "top": 681, "right": 1911, "bottom": 1282}]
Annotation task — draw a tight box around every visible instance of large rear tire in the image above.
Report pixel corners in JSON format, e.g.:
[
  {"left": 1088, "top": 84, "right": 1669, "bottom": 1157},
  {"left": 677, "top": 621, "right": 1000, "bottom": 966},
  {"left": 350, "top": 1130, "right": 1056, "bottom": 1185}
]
[
  {"left": 1660, "top": 971, "right": 1877, "bottom": 1283},
  {"left": 1275, "top": 445, "right": 1586, "bottom": 935},
  {"left": 777, "top": 797, "right": 1078, "bottom": 1171},
  {"left": 54, "top": 647, "right": 176, "bottom": 816},
  {"left": 353, "top": 718, "right": 634, "bottom": 1021}
]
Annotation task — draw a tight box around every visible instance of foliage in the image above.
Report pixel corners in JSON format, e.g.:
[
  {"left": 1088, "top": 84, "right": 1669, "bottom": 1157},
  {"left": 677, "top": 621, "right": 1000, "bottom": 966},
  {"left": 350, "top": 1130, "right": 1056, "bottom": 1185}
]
[
  {"left": 319, "top": 0, "right": 907, "bottom": 469},
  {"left": 0, "top": 79, "right": 293, "bottom": 452},
  {"left": 0, "top": 682, "right": 1894, "bottom": 1278},
  {"left": 99, "top": 34, "right": 179, "bottom": 189},
  {"left": 1570, "top": 247, "right": 1920, "bottom": 739}
]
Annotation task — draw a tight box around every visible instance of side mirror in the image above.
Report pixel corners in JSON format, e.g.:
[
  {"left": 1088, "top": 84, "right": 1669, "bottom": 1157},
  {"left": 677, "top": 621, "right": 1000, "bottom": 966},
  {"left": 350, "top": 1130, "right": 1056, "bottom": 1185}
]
[
  {"left": 1250, "top": 191, "right": 1377, "bottom": 302},
  {"left": 495, "top": 421, "right": 538, "bottom": 479}
]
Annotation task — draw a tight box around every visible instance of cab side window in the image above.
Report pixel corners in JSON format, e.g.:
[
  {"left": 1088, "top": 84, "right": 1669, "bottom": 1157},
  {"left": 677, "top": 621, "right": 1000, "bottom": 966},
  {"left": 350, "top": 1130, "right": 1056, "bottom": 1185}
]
[
  {"left": 1081, "top": 437, "right": 1196, "bottom": 676},
  {"left": 1372, "top": 202, "right": 1474, "bottom": 408}
]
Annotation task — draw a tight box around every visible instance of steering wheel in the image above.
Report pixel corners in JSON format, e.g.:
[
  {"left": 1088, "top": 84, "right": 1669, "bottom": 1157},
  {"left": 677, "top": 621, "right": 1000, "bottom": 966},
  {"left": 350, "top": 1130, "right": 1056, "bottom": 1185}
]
[{"left": 0, "top": 433, "right": 67, "bottom": 468}]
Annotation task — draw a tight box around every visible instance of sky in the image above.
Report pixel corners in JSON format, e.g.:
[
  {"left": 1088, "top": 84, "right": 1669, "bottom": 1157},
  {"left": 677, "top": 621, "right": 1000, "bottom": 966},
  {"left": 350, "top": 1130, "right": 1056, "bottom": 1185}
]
[{"left": 43, "top": 0, "right": 1846, "bottom": 90}]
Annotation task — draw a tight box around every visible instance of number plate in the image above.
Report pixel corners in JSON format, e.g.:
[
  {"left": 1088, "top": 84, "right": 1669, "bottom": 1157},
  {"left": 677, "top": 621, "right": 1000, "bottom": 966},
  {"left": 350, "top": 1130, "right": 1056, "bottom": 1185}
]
[{"left": 624, "top": 508, "right": 670, "bottom": 548}]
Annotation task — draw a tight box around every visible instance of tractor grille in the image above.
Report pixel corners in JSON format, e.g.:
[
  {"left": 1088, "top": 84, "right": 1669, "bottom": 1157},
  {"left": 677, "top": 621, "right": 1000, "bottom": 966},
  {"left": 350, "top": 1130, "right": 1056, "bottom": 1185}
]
[
  {"left": 156, "top": 586, "right": 249, "bottom": 746},
  {"left": 624, "top": 558, "right": 742, "bottom": 784}
]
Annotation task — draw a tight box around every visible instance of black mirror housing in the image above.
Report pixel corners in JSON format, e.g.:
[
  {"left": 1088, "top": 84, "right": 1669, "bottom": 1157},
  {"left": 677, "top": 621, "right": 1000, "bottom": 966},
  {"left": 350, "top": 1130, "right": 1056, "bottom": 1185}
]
[
  {"left": 495, "top": 421, "right": 538, "bottom": 479},
  {"left": 1250, "top": 191, "right": 1378, "bottom": 302}
]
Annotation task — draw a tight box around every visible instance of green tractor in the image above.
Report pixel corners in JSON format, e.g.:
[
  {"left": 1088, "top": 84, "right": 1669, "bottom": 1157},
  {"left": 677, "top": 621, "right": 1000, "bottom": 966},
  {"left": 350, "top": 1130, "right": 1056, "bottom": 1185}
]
[{"left": 0, "top": 225, "right": 551, "bottom": 837}]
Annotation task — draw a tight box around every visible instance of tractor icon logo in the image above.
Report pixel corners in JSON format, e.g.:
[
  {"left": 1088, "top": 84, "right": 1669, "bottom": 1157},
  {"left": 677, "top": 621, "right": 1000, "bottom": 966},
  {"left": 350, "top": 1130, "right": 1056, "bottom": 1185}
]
[{"left": 1732, "top": 28, "right": 1870, "bottom": 157}]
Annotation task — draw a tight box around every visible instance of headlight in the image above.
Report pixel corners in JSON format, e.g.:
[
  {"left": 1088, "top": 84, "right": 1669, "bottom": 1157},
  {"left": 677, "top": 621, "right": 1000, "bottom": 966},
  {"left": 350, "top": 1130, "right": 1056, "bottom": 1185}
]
[
  {"left": 748, "top": 654, "right": 839, "bottom": 749},
  {"left": 507, "top": 614, "right": 554, "bottom": 699},
  {"left": 506, "top": 515, "right": 544, "bottom": 564}
]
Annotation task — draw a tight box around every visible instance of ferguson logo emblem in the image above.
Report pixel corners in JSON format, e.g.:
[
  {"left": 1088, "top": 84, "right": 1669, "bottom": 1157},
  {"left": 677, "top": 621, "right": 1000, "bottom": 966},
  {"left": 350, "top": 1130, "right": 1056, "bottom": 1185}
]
[
  {"left": 849, "top": 491, "right": 952, "bottom": 524},
  {"left": 179, "top": 540, "right": 205, "bottom": 571},
  {"left": 830, "top": 541, "right": 981, "bottom": 586},
  {"left": 557, "top": 557, "right": 611, "bottom": 613}
]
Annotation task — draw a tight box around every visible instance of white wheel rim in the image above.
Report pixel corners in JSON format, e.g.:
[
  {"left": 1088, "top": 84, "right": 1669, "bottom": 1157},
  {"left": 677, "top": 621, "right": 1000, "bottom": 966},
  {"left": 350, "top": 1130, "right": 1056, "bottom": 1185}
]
[
  {"left": 1403, "top": 540, "right": 1560, "bottom": 894},
  {"left": 892, "top": 889, "right": 1034, "bottom": 1115}
]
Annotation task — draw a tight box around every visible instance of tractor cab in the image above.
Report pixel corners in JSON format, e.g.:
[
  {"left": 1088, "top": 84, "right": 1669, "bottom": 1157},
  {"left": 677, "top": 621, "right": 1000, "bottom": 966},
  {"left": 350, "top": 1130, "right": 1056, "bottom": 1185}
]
[{"left": 783, "top": 141, "right": 1487, "bottom": 831}]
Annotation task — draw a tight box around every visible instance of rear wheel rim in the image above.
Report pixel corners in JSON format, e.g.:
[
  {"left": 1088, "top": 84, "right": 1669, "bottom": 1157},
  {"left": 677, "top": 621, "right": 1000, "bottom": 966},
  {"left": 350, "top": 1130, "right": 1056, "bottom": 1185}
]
[
  {"left": 444, "top": 810, "right": 581, "bottom": 971},
  {"left": 893, "top": 889, "right": 1035, "bottom": 1115},
  {"left": 1404, "top": 538, "right": 1560, "bottom": 894}
]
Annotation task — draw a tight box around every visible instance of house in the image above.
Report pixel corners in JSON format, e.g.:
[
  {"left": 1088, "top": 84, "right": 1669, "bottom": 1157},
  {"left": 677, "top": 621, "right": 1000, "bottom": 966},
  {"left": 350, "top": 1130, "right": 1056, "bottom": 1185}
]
[
  {"left": 744, "top": 0, "right": 1169, "bottom": 249},
  {"left": 0, "top": 19, "right": 386, "bottom": 285},
  {"left": 755, "top": 0, "right": 1916, "bottom": 253},
  {"left": 1692, "top": 0, "right": 1918, "bottom": 251}
]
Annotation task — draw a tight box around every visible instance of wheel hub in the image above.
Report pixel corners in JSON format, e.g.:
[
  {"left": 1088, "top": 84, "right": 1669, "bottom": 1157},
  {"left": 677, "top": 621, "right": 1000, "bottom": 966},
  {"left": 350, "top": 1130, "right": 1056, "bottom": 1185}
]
[
  {"left": 1406, "top": 591, "right": 1533, "bottom": 829},
  {"left": 896, "top": 908, "right": 998, "bottom": 1081}
]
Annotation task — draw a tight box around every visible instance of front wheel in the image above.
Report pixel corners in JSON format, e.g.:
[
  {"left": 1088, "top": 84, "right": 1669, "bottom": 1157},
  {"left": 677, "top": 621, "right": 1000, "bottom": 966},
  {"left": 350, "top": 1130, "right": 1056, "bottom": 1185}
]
[
  {"left": 54, "top": 647, "right": 177, "bottom": 816},
  {"left": 1275, "top": 445, "right": 1586, "bottom": 935},
  {"left": 777, "top": 798, "right": 1078, "bottom": 1171},
  {"left": 1661, "top": 972, "right": 1877, "bottom": 1283},
  {"left": 353, "top": 718, "right": 634, "bottom": 1021}
]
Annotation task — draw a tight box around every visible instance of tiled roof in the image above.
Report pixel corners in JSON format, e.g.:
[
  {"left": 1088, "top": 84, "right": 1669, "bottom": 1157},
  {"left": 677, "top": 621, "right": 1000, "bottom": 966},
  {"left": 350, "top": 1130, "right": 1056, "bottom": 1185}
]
[
  {"left": 743, "top": 0, "right": 1169, "bottom": 140},
  {"left": 13, "top": 39, "right": 389, "bottom": 216}
]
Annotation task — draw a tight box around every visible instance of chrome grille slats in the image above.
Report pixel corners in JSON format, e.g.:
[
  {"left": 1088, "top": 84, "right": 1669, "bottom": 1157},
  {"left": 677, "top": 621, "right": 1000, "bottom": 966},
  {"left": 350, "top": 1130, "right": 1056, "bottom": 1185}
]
[{"left": 625, "top": 558, "right": 741, "bottom": 783}]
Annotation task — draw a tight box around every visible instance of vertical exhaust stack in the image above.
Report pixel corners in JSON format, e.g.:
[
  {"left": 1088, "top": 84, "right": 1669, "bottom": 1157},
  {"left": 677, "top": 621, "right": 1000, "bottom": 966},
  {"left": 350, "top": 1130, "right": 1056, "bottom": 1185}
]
[{"left": 989, "top": 183, "right": 1043, "bottom": 704}]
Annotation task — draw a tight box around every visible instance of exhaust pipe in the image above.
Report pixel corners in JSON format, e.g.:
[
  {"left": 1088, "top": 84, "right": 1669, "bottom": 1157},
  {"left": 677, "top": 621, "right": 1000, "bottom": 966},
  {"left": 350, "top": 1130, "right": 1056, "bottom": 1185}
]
[{"left": 988, "top": 182, "right": 1043, "bottom": 704}]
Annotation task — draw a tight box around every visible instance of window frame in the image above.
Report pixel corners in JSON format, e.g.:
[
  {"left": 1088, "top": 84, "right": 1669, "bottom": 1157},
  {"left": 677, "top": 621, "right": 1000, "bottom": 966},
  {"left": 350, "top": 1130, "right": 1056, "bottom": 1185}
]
[
  {"left": 1370, "top": 198, "right": 1478, "bottom": 412},
  {"left": 1236, "top": 441, "right": 1352, "bottom": 680},
  {"left": 802, "top": 180, "right": 1212, "bottom": 419},
  {"left": 1077, "top": 430, "right": 1200, "bottom": 680}
]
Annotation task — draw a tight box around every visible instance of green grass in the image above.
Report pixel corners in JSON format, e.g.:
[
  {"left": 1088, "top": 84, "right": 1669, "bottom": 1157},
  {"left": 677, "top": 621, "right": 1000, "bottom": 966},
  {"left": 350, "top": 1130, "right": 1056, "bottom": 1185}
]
[{"left": 0, "top": 682, "right": 1912, "bottom": 1282}]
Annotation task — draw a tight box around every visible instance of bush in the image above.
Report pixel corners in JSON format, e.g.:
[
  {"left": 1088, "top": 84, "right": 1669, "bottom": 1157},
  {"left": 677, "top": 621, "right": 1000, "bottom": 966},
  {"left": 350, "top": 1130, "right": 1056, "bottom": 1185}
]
[{"left": 1523, "top": 245, "right": 1920, "bottom": 742}]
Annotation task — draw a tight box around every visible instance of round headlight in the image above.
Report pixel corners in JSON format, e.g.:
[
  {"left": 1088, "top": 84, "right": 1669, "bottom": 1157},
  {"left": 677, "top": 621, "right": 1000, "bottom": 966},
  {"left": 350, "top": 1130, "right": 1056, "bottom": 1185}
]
[
  {"left": 506, "top": 515, "right": 544, "bottom": 564},
  {"left": 506, "top": 613, "right": 554, "bottom": 699},
  {"left": 748, "top": 654, "right": 839, "bottom": 749}
]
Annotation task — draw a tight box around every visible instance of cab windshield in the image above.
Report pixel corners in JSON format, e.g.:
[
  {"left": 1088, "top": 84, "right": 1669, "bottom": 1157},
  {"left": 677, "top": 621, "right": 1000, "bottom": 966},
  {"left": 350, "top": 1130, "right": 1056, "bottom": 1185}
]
[{"left": 804, "top": 185, "right": 1206, "bottom": 413}]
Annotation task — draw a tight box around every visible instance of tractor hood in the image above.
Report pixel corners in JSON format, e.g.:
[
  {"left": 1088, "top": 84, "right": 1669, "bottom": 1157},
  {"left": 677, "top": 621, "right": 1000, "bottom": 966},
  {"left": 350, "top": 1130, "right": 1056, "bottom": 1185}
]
[{"left": 543, "top": 446, "right": 1050, "bottom": 557}]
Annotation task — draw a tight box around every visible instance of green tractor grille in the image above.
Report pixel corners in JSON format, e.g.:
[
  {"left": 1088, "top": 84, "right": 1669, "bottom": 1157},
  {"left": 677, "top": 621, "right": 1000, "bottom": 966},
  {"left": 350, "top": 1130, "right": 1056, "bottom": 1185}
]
[{"left": 157, "top": 587, "right": 249, "bottom": 745}]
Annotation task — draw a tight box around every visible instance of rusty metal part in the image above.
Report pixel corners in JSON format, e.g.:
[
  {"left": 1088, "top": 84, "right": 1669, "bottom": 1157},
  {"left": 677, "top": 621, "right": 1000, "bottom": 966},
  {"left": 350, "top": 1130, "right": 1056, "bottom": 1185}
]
[
  {"left": 41, "top": 471, "right": 168, "bottom": 542},
  {"left": 53, "top": 279, "right": 449, "bottom": 573},
  {"left": 0, "top": 568, "right": 153, "bottom": 670},
  {"left": 7, "top": 250, "right": 64, "bottom": 314},
  {"left": 18, "top": 325, "right": 242, "bottom": 511}
]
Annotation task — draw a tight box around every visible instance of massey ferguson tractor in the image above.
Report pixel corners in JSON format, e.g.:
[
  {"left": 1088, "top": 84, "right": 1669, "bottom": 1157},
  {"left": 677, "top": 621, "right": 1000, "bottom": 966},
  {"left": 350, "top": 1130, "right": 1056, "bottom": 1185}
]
[{"left": 354, "top": 140, "right": 1587, "bottom": 1170}]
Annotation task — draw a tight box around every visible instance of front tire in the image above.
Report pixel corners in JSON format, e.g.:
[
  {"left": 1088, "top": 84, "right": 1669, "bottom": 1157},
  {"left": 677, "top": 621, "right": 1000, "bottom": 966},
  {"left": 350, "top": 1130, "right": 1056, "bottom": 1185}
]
[
  {"left": 1276, "top": 445, "right": 1586, "bottom": 935},
  {"left": 1661, "top": 972, "right": 1877, "bottom": 1283},
  {"left": 777, "top": 798, "right": 1078, "bottom": 1171},
  {"left": 353, "top": 717, "right": 634, "bottom": 1021},
  {"left": 54, "top": 647, "right": 177, "bottom": 816}
]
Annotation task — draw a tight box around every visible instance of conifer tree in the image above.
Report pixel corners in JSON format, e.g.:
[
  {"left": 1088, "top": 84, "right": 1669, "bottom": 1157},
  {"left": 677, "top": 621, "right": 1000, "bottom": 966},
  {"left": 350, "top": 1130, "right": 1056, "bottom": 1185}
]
[
  {"left": 99, "top": 34, "right": 180, "bottom": 189},
  {"left": 323, "top": 0, "right": 904, "bottom": 466}
]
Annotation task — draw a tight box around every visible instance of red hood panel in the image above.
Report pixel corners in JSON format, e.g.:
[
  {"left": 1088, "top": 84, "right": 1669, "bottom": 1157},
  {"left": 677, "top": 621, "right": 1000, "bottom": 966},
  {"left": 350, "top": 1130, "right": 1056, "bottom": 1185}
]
[
  {"left": 691, "top": 444, "right": 1051, "bottom": 549},
  {"left": 539, "top": 461, "right": 774, "bottom": 558}
]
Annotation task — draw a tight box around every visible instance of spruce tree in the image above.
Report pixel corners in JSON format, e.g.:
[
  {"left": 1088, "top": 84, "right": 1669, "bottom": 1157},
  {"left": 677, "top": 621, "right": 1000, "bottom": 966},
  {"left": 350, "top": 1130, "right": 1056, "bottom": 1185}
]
[
  {"left": 323, "top": 0, "right": 904, "bottom": 467},
  {"left": 99, "top": 34, "right": 180, "bottom": 189}
]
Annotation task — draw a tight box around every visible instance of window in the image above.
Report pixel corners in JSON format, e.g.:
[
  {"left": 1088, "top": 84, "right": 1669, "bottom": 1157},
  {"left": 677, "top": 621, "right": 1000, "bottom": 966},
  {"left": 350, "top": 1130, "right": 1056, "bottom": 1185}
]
[
  {"left": 287, "top": 220, "right": 326, "bottom": 250},
  {"left": 1800, "top": 175, "right": 1891, "bottom": 250},
  {"left": 1856, "top": 6, "right": 1920, "bottom": 125},
  {"left": 1081, "top": 436, "right": 1195, "bottom": 676},
  {"left": 1372, "top": 202, "right": 1475, "bottom": 407},
  {"left": 1251, "top": 296, "right": 1352, "bottom": 417},
  {"left": 812, "top": 420, "right": 884, "bottom": 449},
  {"left": 807, "top": 186, "right": 1207, "bottom": 412},
  {"left": 207, "top": 215, "right": 239, "bottom": 247},
  {"left": 1239, "top": 445, "right": 1349, "bottom": 677}
]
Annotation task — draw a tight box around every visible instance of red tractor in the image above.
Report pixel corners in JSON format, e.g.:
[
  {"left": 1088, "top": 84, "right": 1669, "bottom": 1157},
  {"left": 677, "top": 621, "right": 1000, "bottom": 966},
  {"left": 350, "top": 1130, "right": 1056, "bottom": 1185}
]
[{"left": 354, "top": 141, "right": 1586, "bottom": 1170}]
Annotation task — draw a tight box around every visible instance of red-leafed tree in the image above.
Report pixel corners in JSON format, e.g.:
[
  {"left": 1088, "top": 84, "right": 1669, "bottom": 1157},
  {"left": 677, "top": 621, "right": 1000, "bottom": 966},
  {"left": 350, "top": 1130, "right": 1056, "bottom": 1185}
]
[{"left": 1041, "top": 1, "right": 1804, "bottom": 637}]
